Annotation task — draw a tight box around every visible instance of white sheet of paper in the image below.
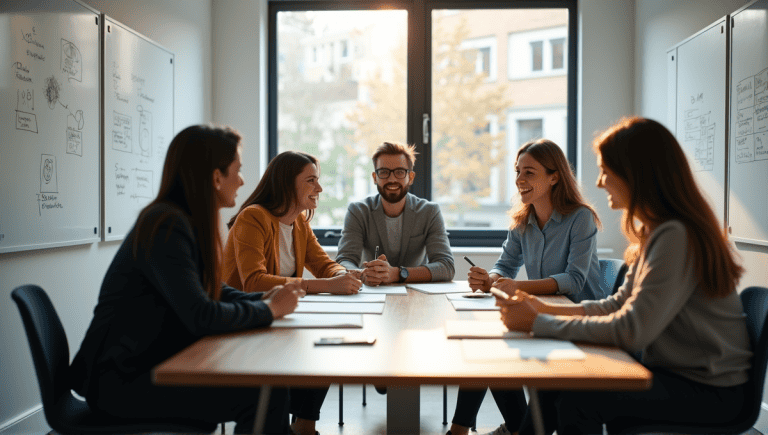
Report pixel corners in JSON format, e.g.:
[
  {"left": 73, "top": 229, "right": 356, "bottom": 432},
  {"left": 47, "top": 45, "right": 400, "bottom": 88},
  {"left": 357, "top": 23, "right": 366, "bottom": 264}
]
[
  {"left": 462, "top": 338, "right": 586, "bottom": 361},
  {"left": 270, "top": 313, "right": 363, "bottom": 328},
  {"left": 446, "top": 294, "right": 500, "bottom": 311},
  {"left": 361, "top": 284, "right": 408, "bottom": 295},
  {"left": 445, "top": 320, "right": 528, "bottom": 339},
  {"left": 302, "top": 293, "right": 386, "bottom": 303},
  {"left": 294, "top": 302, "right": 385, "bottom": 314},
  {"left": 407, "top": 280, "right": 473, "bottom": 294}
]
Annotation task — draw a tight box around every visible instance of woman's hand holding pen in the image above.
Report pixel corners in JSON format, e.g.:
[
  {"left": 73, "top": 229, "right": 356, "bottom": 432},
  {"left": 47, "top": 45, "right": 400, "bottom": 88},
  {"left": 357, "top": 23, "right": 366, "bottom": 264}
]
[{"left": 467, "top": 266, "right": 494, "bottom": 292}]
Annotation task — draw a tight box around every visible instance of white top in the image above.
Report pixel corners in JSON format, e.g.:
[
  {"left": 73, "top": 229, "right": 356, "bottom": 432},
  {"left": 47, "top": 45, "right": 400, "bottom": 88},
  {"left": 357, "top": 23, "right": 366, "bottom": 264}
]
[{"left": 279, "top": 222, "right": 296, "bottom": 277}]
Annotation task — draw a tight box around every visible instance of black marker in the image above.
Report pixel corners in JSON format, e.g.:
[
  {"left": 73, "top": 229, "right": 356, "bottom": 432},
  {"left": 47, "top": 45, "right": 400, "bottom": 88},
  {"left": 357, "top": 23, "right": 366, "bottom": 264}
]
[{"left": 463, "top": 256, "right": 476, "bottom": 267}]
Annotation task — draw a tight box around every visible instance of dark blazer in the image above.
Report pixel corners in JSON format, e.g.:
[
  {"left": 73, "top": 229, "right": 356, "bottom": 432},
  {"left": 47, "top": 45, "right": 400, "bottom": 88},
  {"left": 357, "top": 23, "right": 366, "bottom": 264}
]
[{"left": 70, "top": 202, "right": 274, "bottom": 398}]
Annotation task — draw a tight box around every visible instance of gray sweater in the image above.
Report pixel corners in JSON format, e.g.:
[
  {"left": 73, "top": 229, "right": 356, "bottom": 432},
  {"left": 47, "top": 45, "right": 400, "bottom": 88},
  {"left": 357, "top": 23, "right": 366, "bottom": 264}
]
[
  {"left": 336, "top": 193, "right": 455, "bottom": 281},
  {"left": 533, "top": 220, "right": 751, "bottom": 387}
]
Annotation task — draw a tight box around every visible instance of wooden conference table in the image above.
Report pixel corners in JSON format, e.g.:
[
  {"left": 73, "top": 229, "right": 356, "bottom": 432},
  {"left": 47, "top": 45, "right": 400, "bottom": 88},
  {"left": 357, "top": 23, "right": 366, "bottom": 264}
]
[{"left": 154, "top": 289, "right": 652, "bottom": 434}]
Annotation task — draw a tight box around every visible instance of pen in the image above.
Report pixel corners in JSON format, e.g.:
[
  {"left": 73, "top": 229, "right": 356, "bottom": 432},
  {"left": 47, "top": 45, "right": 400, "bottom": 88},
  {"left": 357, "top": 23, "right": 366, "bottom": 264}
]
[
  {"left": 463, "top": 256, "right": 476, "bottom": 267},
  {"left": 374, "top": 245, "right": 379, "bottom": 259}
]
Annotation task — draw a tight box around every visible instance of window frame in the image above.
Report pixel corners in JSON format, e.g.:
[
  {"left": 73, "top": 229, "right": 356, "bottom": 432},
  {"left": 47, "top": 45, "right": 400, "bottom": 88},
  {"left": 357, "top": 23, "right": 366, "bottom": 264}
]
[{"left": 268, "top": 0, "right": 578, "bottom": 247}]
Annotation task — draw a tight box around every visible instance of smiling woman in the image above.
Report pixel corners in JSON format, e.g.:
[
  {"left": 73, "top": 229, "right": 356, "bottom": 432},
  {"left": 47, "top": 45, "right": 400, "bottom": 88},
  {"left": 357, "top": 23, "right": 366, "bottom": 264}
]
[{"left": 221, "top": 150, "right": 362, "bottom": 435}]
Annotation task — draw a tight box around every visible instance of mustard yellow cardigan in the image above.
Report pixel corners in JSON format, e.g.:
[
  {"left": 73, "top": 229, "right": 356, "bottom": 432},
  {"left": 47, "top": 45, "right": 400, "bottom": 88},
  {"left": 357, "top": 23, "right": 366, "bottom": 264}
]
[{"left": 222, "top": 205, "right": 346, "bottom": 293}]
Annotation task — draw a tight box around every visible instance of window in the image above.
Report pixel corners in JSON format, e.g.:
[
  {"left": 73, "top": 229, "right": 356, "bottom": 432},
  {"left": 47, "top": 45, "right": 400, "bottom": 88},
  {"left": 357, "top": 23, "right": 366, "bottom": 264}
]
[
  {"left": 508, "top": 26, "right": 568, "bottom": 79},
  {"left": 551, "top": 37, "right": 565, "bottom": 70},
  {"left": 530, "top": 41, "right": 543, "bottom": 71},
  {"left": 269, "top": 2, "right": 577, "bottom": 246},
  {"left": 460, "top": 36, "right": 497, "bottom": 81}
]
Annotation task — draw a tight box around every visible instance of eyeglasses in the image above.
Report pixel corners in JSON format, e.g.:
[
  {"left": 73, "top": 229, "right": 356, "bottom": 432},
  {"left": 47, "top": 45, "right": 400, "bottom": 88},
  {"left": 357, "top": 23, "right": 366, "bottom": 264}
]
[{"left": 375, "top": 167, "right": 410, "bottom": 179}]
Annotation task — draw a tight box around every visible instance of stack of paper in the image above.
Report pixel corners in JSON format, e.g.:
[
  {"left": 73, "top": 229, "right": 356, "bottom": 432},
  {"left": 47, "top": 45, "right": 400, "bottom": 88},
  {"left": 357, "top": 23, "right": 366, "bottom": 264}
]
[
  {"left": 294, "top": 302, "right": 385, "bottom": 314},
  {"left": 407, "top": 280, "right": 473, "bottom": 294},
  {"left": 271, "top": 313, "right": 363, "bottom": 328},
  {"left": 446, "top": 293, "right": 499, "bottom": 311},
  {"left": 360, "top": 284, "right": 408, "bottom": 295},
  {"left": 302, "top": 293, "right": 386, "bottom": 303},
  {"left": 445, "top": 320, "right": 527, "bottom": 339}
]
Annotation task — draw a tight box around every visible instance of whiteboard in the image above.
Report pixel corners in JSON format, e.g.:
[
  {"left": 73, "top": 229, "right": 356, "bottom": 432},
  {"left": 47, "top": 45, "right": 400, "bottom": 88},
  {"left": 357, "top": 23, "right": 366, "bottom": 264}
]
[
  {"left": 729, "top": 0, "right": 768, "bottom": 246},
  {"left": 102, "top": 17, "right": 173, "bottom": 241},
  {"left": 0, "top": 0, "right": 100, "bottom": 253},
  {"left": 672, "top": 18, "right": 729, "bottom": 228}
]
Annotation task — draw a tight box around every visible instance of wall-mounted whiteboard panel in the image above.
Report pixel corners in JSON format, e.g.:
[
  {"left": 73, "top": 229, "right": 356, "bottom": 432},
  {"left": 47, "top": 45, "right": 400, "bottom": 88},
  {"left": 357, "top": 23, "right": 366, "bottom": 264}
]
[
  {"left": 667, "top": 49, "right": 677, "bottom": 134},
  {"left": 672, "top": 18, "right": 729, "bottom": 227},
  {"left": 0, "top": 0, "right": 100, "bottom": 253},
  {"left": 103, "top": 17, "right": 173, "bottom": 241},
  {"left": 729, "top": 0, "right": 768, "bottom": 246}
]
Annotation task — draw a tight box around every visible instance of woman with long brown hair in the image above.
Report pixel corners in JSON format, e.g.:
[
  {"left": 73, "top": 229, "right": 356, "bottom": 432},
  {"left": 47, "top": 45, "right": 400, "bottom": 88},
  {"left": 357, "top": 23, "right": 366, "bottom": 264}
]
[
  {"left": 499, "top": 117, "right": 751, "bottom": 434},
  {"left": 69, "top": 125, "right": 303, "bottom": 434},
  {"left": 223, "top": 150, "right": 361, "bottom": 435},
  {"left": 449, "top": 139, "right": 603, "bottom": 435}
]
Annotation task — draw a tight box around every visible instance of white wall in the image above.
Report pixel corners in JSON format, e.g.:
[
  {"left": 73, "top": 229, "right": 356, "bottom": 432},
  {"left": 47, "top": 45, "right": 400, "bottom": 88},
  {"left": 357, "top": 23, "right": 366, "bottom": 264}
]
[
  {"left": 578, "top": 0, "right": 635, "bottom": 258},
  {"left": 0, "top": 0, "right": 212, "bottom": 432},
  {"left": 211, "top": 0, "right": 268, "bottom": 226}
]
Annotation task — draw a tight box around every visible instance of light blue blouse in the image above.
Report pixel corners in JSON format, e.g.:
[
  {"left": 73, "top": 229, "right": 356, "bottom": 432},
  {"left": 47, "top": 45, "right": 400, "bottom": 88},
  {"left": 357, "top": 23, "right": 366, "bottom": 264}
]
[{"left": 489, "top": 206, "right": 603, "bottom": 303}]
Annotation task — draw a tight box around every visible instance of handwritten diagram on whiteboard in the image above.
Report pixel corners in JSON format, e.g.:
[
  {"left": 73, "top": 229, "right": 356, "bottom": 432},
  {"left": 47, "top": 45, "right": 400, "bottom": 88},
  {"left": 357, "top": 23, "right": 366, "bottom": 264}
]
[
  {"left": 734, "top": 68, "right": 768, "bottom": 164},
  {"left": 103, "top": 17, "right": 173, "bottom": 241},
  {"left": 0, "top": 0, "right": 100, "bottom": 253},
  {"left": 673, "top": 17, "right": 728, "bottom": 226}
]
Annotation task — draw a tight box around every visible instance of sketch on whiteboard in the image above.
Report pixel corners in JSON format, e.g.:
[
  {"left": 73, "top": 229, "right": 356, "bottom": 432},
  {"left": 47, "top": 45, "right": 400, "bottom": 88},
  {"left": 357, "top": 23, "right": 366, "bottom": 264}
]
[
  {"left": 735, "top": 68, "right": 768, "bottom": 164},
  {"left": 682, "top": 106, "right": 715, "bottom": 172},
  {"left": 61, "top": 38, "right": 82, "bottom": 82},
  {"left": 40, "top": 154, "right": 58, "bottom": 193},
  {"left": 132, "top": 169, "right": 153, "bottom": 199},
  {"left": 44, "top": 75, "right": 61, "bottom": 109},
  {"left": 112, "top": 111, "right": 132, "bottom": 152},
  {"left": 137, "top": 106, "right": 152, "bottom": 158},
  {"left": 16, "top": 89, "right": 38, "bottom": 133}
]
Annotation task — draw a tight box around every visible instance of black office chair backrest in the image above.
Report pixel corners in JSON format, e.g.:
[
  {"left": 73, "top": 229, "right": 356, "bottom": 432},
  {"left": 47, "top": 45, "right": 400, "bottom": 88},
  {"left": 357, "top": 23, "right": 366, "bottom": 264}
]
[
  {"left": 598, "top": 258, "right": 628, "bottom": 296},
  {"left": 739, "top": 286, "right": 768, "bottom": 429},
  {"left": 11, "top": 284, "right": 72, "bottom": 421}
]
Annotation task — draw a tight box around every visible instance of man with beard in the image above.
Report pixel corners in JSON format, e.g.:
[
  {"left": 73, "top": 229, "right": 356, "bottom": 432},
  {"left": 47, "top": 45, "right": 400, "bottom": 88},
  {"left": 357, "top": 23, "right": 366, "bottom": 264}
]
[{"left": 337, "top": 142, "right": 454, "bottom": 286}]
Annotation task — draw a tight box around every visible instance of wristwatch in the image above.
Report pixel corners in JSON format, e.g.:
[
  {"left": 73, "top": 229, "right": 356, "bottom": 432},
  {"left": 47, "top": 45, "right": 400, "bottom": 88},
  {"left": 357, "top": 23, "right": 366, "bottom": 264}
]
[{"left": 398, "top": 266, "right": 409, "bottom": 283}]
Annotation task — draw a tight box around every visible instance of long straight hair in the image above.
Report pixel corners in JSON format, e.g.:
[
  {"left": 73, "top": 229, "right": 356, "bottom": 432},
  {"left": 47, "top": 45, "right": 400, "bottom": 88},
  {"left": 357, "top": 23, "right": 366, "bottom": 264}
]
[
  {"left": 134, "top": 124, "right": 241, "bottom": 301},
  {"left": 508, "top": 139, "right": 601, "bottom": 231},
  {"left": 228, "top": 151, "right": 318, "bottom": 229},
  {"left": 594, "top": 116, "right": 743, "bottom": 298}
]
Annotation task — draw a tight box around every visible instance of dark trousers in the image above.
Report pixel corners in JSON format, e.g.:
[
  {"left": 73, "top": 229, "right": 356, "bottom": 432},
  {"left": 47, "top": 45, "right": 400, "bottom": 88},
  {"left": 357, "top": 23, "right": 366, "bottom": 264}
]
[
  {"left": 452, "top": 387, "right": 527, "bottom": 429},
  {"left": 91, "top": 371, "right": 290, "bottom": 434},
  {"left": 290, "top": 387, "right": 329, "bottom": 421},
  {"left": 517, "top": 369, "right": 747, "bottom": 435}
]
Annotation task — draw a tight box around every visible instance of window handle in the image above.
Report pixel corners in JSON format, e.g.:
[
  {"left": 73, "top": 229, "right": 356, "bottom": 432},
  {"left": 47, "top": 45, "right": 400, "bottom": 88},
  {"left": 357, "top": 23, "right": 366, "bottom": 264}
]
[
  {"left": 323, "top": 230, "right": 342, "bottom": 238},
  {"left": 422, "top": 113, "right": 430, "bottom": 144}
]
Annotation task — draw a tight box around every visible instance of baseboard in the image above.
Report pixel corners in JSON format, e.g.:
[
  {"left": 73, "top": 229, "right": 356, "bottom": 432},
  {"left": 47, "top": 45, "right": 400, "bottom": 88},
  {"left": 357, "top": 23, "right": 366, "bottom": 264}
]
[{"left": 0, "top": 405, "right": 50, "bottom": 435}]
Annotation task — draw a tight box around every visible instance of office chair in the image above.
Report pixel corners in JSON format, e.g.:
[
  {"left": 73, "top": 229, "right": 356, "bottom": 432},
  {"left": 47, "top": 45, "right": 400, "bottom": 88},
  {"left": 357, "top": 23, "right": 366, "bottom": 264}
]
[
  {"left": 599, "top": 258, "right": 628, "bottom": 296},
  {"left": 11, "top": 284, "right": 217, "bottom": 434},
  {"left": 607, "top": 286, "right": 768, "bottom": 434}
]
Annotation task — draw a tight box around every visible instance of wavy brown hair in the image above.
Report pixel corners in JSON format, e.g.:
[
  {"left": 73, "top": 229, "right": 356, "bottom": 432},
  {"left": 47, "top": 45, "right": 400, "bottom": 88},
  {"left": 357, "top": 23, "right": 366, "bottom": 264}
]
[
  {"left": 134, "top": 124, "right": 241, "bottom": 301},
  {"left": 594, "top": 116, "right": 743, "bottom": 298},
  {"left": 228, "top": 151, "right": 318, "bottom": 229},
  {"left": 508, "top": 139, "right": 601, "bottom": 232}
]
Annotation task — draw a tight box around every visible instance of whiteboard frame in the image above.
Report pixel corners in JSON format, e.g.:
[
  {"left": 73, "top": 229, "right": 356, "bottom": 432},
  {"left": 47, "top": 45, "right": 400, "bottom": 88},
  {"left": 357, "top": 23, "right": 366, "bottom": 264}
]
[
  {"left": 667, "top": 16, "right": 731, "bottom": 230},
  {"left": 100, "top": 15, "right": 174, "bottom": 241},
  {"left": 0, "top": 0, "right": 102, "bottom": 254},
  {"left": 727, "top": 0, "right": 768, "bottom": 246}
]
